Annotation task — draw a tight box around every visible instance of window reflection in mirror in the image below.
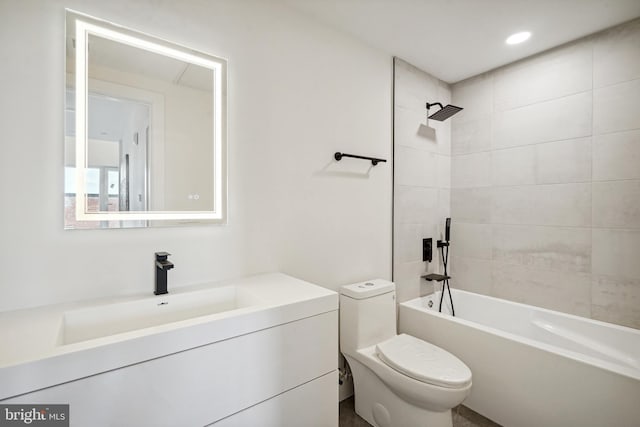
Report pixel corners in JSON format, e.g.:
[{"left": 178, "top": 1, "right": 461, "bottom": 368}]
[{"left": 65, "top": 11, "right": 226, "bottom": 229}]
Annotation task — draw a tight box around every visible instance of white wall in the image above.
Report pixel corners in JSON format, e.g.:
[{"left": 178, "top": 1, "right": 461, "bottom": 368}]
[
  {"left": 393, "top": 58, "right": 451, "bottom": 303},
  {"left": 450, "top": 18, "right": 640, "bottom": 329},
  {"left": 0, "top": 0, "right": 392, "bottom": 312}
]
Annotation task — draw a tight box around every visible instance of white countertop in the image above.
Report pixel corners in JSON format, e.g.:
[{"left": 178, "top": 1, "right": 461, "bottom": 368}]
[{"left": 0, "top": 272, "right": 337, "bottom": 400}]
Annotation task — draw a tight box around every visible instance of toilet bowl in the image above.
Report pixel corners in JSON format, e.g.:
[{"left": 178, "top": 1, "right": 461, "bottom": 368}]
[{"left": 340, "top": 280, "right": 471, "bottom": 427}]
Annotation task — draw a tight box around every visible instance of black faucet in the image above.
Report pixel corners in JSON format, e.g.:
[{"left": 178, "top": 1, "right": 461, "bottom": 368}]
[{"left": 154, "top": 252, "right": 174, "bottom": 295}]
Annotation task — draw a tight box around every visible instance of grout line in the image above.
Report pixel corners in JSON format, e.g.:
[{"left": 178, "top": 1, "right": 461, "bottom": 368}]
[
  {"left": 450, "top": 177, "right": 640, "bottom": 191},
  {"left": 592, "top": 75, "right": 640, "bottom": 91},
  {"left": 451, "top": 134, "right": 594, "bottom": 157},
  {"left": 452, "top": 125, "right": 640, "bottom": 157},
  {"left": 446, "top": 221, "right": 640, "bottom": 232},
  {"left": 492, "top": 87, "right": 593, "bottom": 114}
]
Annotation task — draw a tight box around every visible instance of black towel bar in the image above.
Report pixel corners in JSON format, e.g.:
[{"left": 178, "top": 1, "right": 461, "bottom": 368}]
[{"left": 334, "top": 152, "right": 387, "bottom": 166}]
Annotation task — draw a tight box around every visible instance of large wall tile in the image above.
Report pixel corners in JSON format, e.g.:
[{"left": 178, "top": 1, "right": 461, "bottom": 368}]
[
  {"left": 395, "top": 107, "right": 437, "bottom": 151},
  {"left": 592, "top": 181, "right": 640, "bottom": 228},
  {"left": 493, "top": 91, "right": 592, "bottom": 149},
  {"left": 449, "top": 255, "right": 492, "bottom": 295},
  {"left": 393, "top": 260, "right": 432, "bottom": 303},
  {"left": 593, "top": 129, "right": 640, "bottom": 181},
  {"left": 492, "top": 224, "right": 591, "bottom": 273},
  {"left": 451, "top": 73, "right": 493, "bottom": 121},
  {"left": 394, "top": 186, "right": 439, "bottom": 224},
  {"left": 491, "top": 183, "right": 591, "bottom": 227},
  {"left": 451, "top": 188, "right": 492, "bottom": 223},
  {"left": 436, "top": 155, "right": 451, "bottom": 189},
  {"left": 395, "top": 145, "right": 437, "bottom": 187},
  {"left": 446, "top": 19, "right": 640, "bottom": 329},
  {"left": 593, "top": 79, "right": 640, "bottom": 135},
  {"left": 593, "top": 18, "right": 640, "bottom": 88},
  {"left": 535, "top": 137, "right": 591, "bottom": 184},
  {"left": 451, "top": 152, "right": 491, "bottom": 188},
  {"left": 493, "top": 41, "right": 592, "bottom": 111},
  {"left": 437, "top": 189, "right": 451, "bottom": 225},
  {"left": 491, "top": 264, "right": 591, "bottom": 317},
  {"left": 592, "top": 228, "right": 640, "bottom": 279},
  {"left": 394, "top": 58, "right": 440, "bottom": 113},
  {"left": 451, "top": 222, "right": 492, "bottom": 260},
  {"left": 592, "top": 274, "right": 640, "bottom": 329},
  {"left": 395, "top": 106, "right": 450, "bottom": 155},
  {"left": 490, "top": 146, "right": 535, "bottom": 186},
  {"left": 395, "top": 223, "right": 427, "bottom": 263},
  {"left": 451, "top": 114, "right": 492, "bottom": 155},
  {"left": 394, "top": 59, "right": 452, "bottom": 306}
]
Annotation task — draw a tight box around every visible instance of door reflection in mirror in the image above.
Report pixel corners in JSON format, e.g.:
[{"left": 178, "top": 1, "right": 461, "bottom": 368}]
[{"left": 65, "top": 10, "right": 226, "bottom": 228}]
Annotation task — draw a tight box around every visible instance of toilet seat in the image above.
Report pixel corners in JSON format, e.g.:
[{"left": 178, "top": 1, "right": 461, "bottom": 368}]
[{"left": 376, "top": 334, "right": 472, "bottom": 389}]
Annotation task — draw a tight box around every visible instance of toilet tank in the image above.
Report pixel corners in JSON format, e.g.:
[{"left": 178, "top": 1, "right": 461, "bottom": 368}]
[{"left": 340, "top": 280, "right": 396, "bottom": 356}]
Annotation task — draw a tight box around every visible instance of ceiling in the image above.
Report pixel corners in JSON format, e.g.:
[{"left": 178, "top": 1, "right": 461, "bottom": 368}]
[{"left": 282, "top": 0, "right": 640, "bottom": 83}]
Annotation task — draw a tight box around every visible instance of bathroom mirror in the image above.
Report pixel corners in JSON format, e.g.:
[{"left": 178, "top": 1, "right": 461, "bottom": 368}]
[{"left": 65, "top": 11, "right": 227, "bottom": 229}]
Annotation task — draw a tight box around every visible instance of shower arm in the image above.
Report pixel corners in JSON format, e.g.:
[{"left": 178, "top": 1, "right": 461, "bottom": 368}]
[{"left": 426, "top": 102, "right": 444, "bottom": 111}]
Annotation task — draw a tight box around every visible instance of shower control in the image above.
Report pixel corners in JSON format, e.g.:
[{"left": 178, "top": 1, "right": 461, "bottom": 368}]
[{"left": 423, "top": 238, "right": 433, "bottom": 262}]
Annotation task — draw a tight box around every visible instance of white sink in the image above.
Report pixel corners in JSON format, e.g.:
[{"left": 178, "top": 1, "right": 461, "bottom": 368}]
[{"left": 61, "top": 286, "right": 262, "bottom": 345}]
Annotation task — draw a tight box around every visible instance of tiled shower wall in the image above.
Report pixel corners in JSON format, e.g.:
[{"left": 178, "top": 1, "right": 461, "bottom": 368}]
[
  {"left": 449, "top": 18, "right": 640, "bottom": 328},
  {"left": 393, "top": 58, "right": 451, "bottom": 303}
]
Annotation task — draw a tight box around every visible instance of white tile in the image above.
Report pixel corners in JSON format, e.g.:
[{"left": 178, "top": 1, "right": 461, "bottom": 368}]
[
  {"left": 450, "top": 222, "right": 492, "bottom": 260},
  {"left": 394, "top": 107, "right": 450, "bottom": 155},
  {"left": 394, "top": 145, "right": 437, "bottom": 187},
  {"left": 592, "top": 228, "right": 640, "bottom": 279},
  {"left": 451, "top": 73, "right": 493, "bottom": 121},
  {"left": 436, "top": 155, "right": 451, "bottom": 189},
  {"left": 591, "top": 274, "right": 640, "bottom": 329},
  {"left": 593, "top": 130, "right": 640, "bottom": 181},
  {"left": 490, "top": 146, "right": 535, "bottom": 187},
  {"left": 491, "top": 183, "right": 591, "bottom": 227},
  {"left": 394, "top": 58, "right": 440, "bottom": 113},
  {"left": 535, "top": 137, "right": 591, "bottom": 184},
  {"left": 493, "top": 41, "right": 592, "bottom": 111},
  {"left": 395, "top": 223, "right": 427, "bottom": 264},
  {"left": 428, "top": 116, "right": 451, "bottom": 156},
  {"left": 449, "top": 255, "right": 492, "bottom": 295},
  {"left": 593, "top": 79, "right": 640, "bottom": 135},
  {"left": 451, "top": 188, "right": 492, "bottom": 223},
  {"left": 395, "top": 213, "right": 445, "bottom": 260},
  {"left": 437, "top": 189, "right": 451, "bottom": 222},
  {"left": 437, "top": 80, "right": 452, "bottom": 106},
  {"left": 394, "top": 186, "right": 439, "bottom": 224},
  {"left": 492, "top": 224, "right": 591, "bottom": 273},
  {"left": 592, "top": 181, "right": 640, "bottom": 228},
  {"left": 491, "top": 263, "right": 591, "bottom": 317},
  {"left": 393, "top": 260, "right": 431, "bottom": 303},
  {"left": 593, "top": 19, "right": 640, "bottom": 88},
  {"left": 493, "top": 91, "right": 592, "bottom": 149},
  {"left": 451, "top": 152, "right": 491, "bottom": 188},
  {"left": 451, "top": 114, "right": 492, "bottom": 155}
]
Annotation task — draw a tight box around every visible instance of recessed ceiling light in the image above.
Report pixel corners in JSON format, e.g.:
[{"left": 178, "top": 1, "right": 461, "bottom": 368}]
[{"left": 506, "top": 31, "right": 531, "bottom": 45}]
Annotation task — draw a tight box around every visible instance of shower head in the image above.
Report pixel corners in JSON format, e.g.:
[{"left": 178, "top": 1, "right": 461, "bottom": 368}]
[{"left": 426, "top": 102, "right": 463, "bottom": 121}]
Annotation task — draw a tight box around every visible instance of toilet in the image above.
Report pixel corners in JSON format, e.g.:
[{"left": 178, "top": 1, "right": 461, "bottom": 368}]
[{"left": 340, "top": 279, "right": 471, "bottom": 427}]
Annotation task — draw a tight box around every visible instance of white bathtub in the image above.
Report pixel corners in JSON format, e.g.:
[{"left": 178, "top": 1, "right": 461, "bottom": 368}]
[{"left": 399, "top": 289, "right": 640, "bottom": 427}]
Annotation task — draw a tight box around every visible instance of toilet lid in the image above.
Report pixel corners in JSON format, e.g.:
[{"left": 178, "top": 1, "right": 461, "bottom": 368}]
[{"left": 376, "top": 334, "right": 472, "bottom": 388}]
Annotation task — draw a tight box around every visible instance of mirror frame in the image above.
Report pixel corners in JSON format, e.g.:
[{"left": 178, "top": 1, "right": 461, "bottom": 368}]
[{"left": 68, "top": 11, "right": 227, "bottom": 223}]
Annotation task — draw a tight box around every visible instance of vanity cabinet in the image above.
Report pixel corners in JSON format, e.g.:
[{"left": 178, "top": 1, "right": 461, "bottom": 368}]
[
  {"left": 0, "top": 273, "right": 338, "bottom": 426},
  {"left": 1, "top": 310, "right": 338, "bottom": 427},
  {"left": 4, "top": 310, "right": 338, "bottom": 426}
]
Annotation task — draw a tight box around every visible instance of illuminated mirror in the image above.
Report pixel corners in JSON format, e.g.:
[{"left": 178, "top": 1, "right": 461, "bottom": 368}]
[{"left": 65, "top": 11, "right": 226, "bottom": 229}]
